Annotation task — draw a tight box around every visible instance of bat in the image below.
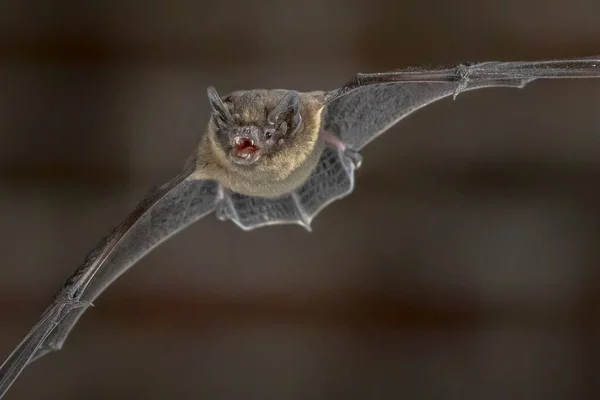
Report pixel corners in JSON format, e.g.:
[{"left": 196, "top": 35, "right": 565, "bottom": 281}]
[{"left": 1, "top": 55, "right": 599, "bottom": 397}]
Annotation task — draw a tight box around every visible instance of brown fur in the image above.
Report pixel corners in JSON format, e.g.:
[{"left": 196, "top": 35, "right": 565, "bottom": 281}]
[{"left": 193, "top": 90, "right": 326, "bottom": 198}]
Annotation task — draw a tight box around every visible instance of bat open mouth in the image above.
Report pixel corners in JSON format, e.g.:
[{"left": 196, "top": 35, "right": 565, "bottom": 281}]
[{"left": 231, "top": 136, "right": 261, "bottom": 164}]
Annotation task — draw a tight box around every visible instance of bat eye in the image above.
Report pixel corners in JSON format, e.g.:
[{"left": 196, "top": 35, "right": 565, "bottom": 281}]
[{"left": 264, "top": 130, "right": 274, "bottom": 140}]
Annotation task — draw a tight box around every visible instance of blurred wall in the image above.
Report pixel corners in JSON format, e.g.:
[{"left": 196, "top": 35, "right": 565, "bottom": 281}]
[{"left": 0, "top": 1, "right": 599, "bottom": 399}]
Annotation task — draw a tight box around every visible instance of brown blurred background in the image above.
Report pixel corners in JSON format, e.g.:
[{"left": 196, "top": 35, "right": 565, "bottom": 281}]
[{"left": 0, "top": 1, "right": 599, "bottom": 399}]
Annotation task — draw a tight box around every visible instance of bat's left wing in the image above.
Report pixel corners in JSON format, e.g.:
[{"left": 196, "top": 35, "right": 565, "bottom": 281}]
[
  {"left": 0, "top": 161, "right": 222, "bottom": 398},
  {"left": 217, "top": 56, "right": 600, "bottom": 232},
  {"left": 221, "top": 56, "right": 600, "bottom": 232},
  {"left": 324, "top": 56, "right": 600, "bottom": 151}
]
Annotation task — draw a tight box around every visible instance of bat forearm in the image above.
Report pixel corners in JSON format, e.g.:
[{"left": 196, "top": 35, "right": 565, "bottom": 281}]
[{"left": 352, "top": 56, "right": 600, "bottom": 86}]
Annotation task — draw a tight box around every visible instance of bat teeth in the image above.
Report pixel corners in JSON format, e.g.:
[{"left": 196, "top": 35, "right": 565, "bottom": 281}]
[
  {"left": 234, "top": 136, "right": 255, "bottom": 147},
  {"left": 232, "top": 136, "right": 259, "bottom": 161}
]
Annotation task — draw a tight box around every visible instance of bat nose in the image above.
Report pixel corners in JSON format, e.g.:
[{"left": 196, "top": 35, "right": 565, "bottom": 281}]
[
  {"left": 234, "top": 126, "right": 251, "bottom": 136},
  {"left": 234, "top": 126, "right": 260, "bottom": 139}
]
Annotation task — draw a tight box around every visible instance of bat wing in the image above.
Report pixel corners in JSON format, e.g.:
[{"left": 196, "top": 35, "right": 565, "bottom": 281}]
[
  {"left": 0, "top": 163, "right": 222, "bottom": 397},
  {"left": 216, "top": 56, "right": 600, "bottom": 231},
  {"left": 217, "top": 146, "right": 358, "bottom": 231},
  {"left": 0, "top": 148, "right": 360, "bottom": 395},
  {"left": 324, "top": 56, "right": 600, "bottom": 150}
]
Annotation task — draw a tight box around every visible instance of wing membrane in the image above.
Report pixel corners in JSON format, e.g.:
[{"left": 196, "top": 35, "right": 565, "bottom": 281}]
[
  {"left": 218, "top": 146, "right": 357, "bottom": 231},
  {"left": 325, "top": 56, "right": 600, "bottom": 150},
  {"left": 324, "top": 79, "right": 525, "bottom": 151},
  {"left": 0, "top": 170, "right": 221, "bottom": 398}
]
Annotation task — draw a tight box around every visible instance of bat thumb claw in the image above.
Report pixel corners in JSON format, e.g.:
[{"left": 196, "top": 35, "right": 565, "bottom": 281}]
[
  {"left": 453, "top": 63, "right": 472, "bottom": 100},
  {"left": 57, "top": 299, "right": 94, "bottom": 309},
  {"left": 345, "top": 150, "right": 363, "bottom": 169},
  {"left": 71, "top": 300, "right": 94, "bottom": 309}
]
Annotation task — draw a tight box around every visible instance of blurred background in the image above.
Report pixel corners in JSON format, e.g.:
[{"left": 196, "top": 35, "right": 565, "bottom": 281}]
[{"left": 0, "top": 0, "right": 599, "bottom": 399}]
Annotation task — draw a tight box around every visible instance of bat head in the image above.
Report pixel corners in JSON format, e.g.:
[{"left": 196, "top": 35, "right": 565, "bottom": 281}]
[{"left": 206, "top": 87, "right": 304, "bottom": 167}]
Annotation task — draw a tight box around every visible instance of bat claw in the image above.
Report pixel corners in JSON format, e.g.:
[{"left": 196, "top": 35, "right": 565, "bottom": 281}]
[
  {"left": 344, "top": 149, "right": 363, "bottom": 169},
  {"left": 55, "top": 297, "right": 94, "bottom": 310},
  {"left": 453, "top": 63, "right": 472, "bottom": 100},
  {"left": 67, "top": 300, "right": 94, "bottom": 310}
]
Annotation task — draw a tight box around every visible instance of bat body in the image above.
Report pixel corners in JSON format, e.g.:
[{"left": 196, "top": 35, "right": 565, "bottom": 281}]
[
  {"left": 1, "top": 55, "right": 600, "bottom": 398},
  {"left": 195, "top": 89, "right": 328, "bottom": 198}
]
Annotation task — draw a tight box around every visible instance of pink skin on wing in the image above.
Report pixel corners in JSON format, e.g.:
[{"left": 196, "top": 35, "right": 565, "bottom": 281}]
[
  {"left": 321, "top": 129, "right": 363, "bottom": 169},
  {"left": 321, "top": 130, "right": 345, "bottom": 152}
]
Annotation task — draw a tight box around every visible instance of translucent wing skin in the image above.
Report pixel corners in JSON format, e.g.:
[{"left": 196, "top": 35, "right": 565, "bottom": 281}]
[
  {"left": 217, "top": 146, "right": 358, "bottom": 231},
  {"left": 0, "top": 147, "right": 359, "bottom": 397},
  {"left": 0, "top": 163, "right": 222, "bottom": 398},
  {"left": 324, "top": 56, "right": 600, "bottom": 151}
]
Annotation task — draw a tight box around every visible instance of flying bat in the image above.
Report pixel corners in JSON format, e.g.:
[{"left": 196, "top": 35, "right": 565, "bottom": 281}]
[{"left": 1, "top": 55, "right": 599, "bottom": 398}]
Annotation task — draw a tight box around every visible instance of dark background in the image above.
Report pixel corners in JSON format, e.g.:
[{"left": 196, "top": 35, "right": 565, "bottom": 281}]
[{"left": 1, "top": 1, "right": 599, "bottom": 399}]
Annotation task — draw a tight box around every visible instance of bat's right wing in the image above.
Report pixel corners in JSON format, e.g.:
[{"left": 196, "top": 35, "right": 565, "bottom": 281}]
[
  {"left": 0, "top": 160, "right": 222, "bottom": 398},
  {"left": 324, "top": 56, "right": 600, "bottom": 151},
  {"left": 0, "top": 146, "right": 363, "bottom": 396}
]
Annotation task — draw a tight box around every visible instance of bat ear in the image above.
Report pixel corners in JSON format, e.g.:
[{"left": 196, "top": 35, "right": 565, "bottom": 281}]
[
  {"left": 267, "top": 91, "right": 302, "bottom": 135},
  {"left": 207, "top": 86, "right": 233, "bottom": 129}
]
